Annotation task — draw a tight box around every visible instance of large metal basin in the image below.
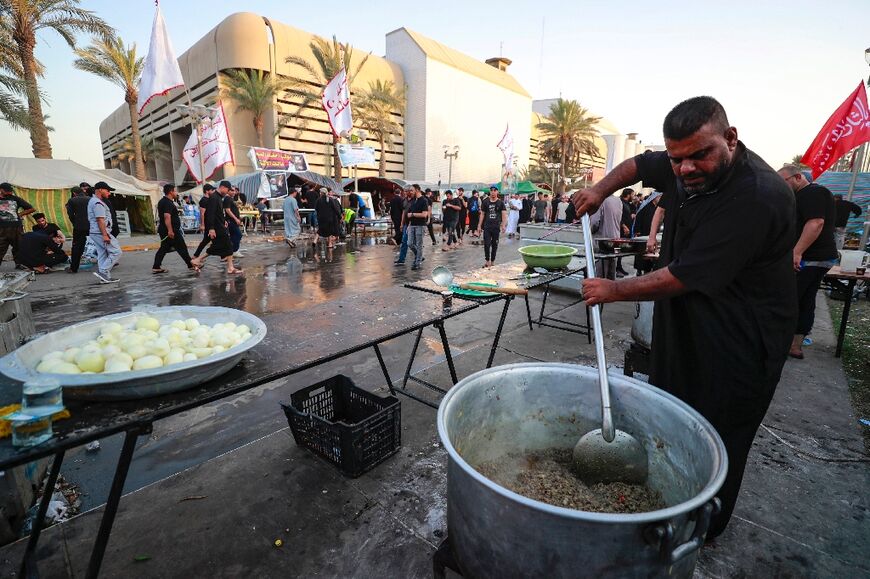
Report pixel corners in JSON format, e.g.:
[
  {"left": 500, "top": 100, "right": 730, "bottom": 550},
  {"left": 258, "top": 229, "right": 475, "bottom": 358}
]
[
  {"left": 0, "top": 306, "right": 266, "bottom": 401},
  {"left": 437, "top": 363, "right": 727, "bottom": 578}
]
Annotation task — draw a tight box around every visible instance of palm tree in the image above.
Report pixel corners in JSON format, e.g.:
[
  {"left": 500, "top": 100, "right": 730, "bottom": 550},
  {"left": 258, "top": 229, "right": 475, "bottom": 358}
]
[
  {"left": 1, "top": 0, "right": 112, "bottom": 158},
  {"left": 219, "top": 68, "right": 292, "bottom": 148},
  {"left": 791, "top": 154, "right": 809, "bottom": 169},
  {"left": 356, "top": 80, "right": 404, "bottom": 177},
  {"left": 285, "top": 36, "right": 370, "bottom": 180},
  {"left": 0, "top": 26, "right": 31, "bottom": 129},
  {"left": 118, "top": 134, "right": 169, "bottom": 171},
  {"left": 73, "top": 34, "right": 145, "bottom": 179},
  {"left": 535, "top": 99, "right": 601, "bottom": 192}
]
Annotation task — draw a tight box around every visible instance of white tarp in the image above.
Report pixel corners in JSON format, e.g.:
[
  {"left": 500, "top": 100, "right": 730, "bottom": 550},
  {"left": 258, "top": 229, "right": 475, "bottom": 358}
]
[{"left": 0, "top": 157, "right": 154, "bottom": 199}]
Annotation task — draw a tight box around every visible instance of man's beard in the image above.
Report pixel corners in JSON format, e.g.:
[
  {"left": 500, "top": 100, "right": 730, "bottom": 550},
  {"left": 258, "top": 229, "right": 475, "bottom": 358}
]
[{"left": 680, "top": 157, "right": 730, "bottom": 194}]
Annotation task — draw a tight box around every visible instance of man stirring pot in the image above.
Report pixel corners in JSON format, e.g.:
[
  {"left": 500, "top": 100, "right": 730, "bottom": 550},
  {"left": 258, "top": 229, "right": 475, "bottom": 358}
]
[{"left": 572, "top": 96, "right": 796, "bottom": 539}]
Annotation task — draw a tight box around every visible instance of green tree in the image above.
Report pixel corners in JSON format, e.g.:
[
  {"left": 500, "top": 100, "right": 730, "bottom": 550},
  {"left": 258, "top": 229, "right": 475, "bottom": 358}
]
[
  {"left": 285, "top": 36, "right": 370, "bottom": 180},
  {"left": 1, "top": 0, "right": 112, "bottom": 158},
  {"left": 791, "top": 154, "right": 809, "bottom": 169},
  {"left": 118, "top": 134, "right": 169, "bottom": 170},
  {"left": 356, "top": 80, "right": 404, "bottom": 177},
  {"left": 73, "top": 34, "right": 145, "bottom": 179},
  {"left": 219, "top": 68, "right": 291, "bottom": 148},
  {"left": 0, "top": 26, "right": 31, "bottom": 129},
  {"left": 535, "top": 99, "right": 601, "bottom": 192}
]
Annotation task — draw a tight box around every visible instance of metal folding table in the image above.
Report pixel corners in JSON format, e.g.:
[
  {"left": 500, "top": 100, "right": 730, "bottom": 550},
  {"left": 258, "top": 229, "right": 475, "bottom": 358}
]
[
  {"left": 0, "top": 286, "right": 482, "bottom": 578},
  {"left": 824, "top": 265, "right": 869, "bottom": 357}
]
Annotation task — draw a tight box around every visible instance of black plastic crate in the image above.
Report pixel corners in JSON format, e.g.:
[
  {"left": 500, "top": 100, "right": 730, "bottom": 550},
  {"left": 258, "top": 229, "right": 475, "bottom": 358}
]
[{"left": 282, "top": 375, "right": 401, "bottom": 477}]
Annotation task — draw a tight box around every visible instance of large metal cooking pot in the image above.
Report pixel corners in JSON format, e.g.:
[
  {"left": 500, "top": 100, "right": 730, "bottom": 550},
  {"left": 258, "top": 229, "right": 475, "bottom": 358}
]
[{"left": 437, "top": 363, "right": 727, "bottom": 578}]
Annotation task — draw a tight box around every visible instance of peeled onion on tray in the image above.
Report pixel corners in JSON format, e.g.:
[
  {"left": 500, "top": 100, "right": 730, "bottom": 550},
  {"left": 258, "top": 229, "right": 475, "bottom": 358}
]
[{"left": 35, "top": 316, "right": 254, "bottom": 376}]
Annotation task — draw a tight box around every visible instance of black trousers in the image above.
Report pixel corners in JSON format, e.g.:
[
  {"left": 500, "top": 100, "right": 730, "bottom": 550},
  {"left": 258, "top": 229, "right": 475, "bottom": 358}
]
[
  {"left": 153, "top": 234, "right": 192, "bottom": 269},
  {"left": 69, "top": 229, "right": 88, "bottom": 272},
  {"left": 457, "top": 213, "right": 467, "bottom": 238},
  {"left": 193, "top": 231, "right": 211, "bottom": 257},
  {"left": 427, "top": 222, "right": 436, "bottom": 243},
  {"left": 391, "top": 216, "right": 402, "bottom": 244},
  {"left": 469, "top": 211, "right": 480, "bottom": 232},
  {"left": 483, "top": 228, "right": 500, "bottom": 262},
  {"left": 795, "top": 265, "right": 829, "bottom": 335}
]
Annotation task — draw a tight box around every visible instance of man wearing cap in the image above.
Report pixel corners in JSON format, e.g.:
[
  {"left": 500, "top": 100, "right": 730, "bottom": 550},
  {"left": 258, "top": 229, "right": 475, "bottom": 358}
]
[
  {"left": 191, "top": 181, "right": 242, "bottom": 274},
  {"left": 0, "top": 182, "right": 35, "bottom": 269},
  {"left": 283, "top": 187, "right": 301, "bottom": 247},
  {"left": 193, "top": 184, "right": 215, "bottom": 258},
  {"left": 88, "top": 181, "right": 122, "bottom": 283},
  {"left": 152, "top": 183, "right": 196, "bottom": 274}
]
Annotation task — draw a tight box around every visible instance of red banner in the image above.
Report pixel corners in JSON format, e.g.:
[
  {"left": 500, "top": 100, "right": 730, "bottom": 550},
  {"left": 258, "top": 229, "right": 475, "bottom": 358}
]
[{"left": 801, "top": 82, "right": 870, "bottom": 179}]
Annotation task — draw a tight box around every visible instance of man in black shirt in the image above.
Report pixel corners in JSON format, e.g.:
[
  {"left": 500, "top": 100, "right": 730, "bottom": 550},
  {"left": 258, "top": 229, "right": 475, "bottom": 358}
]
[
  {"left": 477, "top": 186, "right": 507, "bottom": 267},
  {"left": 573, "top": 96, "right": 796, "bottom": 539},
  {"left": 0, "top": 182, "right": 35, "bottom": 268},
  {"left": 19, "top": 224, "right": 67, "bottom": 273},
  {"left": 193, "top": 184, "right": 215, "bottom": 258},
  {"left": 832, "top": 194, "right": 862, "bottom": 249},
  {"left": 777, "top": 165, "right": 838, "bottom": 359},
  {"left": 456, "top": 188, "right": 468, "bottom": 243},
  {"left": 191, "top": 181, "right": 241, "bottom": 274},
  {"left": 407, "top": 185, "right": 430, "bottom": 270},
  {"left": 222, "top": 181, "right": 244, "bottom": 257},
  {"left": 388, "top": 190, "right": 405, "bottom": 245},
  {"left": 152, "top": 183, "right": 196, "bottom": 273},
  {"left": 65, "top": 186, "right": 91, "bottom": 273},
  {"left": 441, "top": 190, "right": 461, "bottom": 251}
]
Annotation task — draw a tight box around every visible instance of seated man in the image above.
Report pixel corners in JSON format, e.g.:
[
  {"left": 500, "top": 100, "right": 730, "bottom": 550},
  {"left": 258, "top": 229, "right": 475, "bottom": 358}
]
[
  {"left": 19, "top": 224, "right": 68, "bottom": 273},
  {"left": 31, "top": 213, "right": 66, "bottom": 244}
]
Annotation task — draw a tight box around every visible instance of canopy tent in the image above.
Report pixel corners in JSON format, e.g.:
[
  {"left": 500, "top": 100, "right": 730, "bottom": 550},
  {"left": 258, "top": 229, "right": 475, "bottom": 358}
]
[
  {"left": 287, "top": 171, "right": 342, "bottom": 193},
  {"left": 486, "top": 181, "right": 547, "bottom": 195},
  {"left": 225, "top": 171, "right": 343, "bottom": 201},
  {"left": 0, "top": 158, "right": 156, "bottom": 235},
  {"left": 815, "top": 171, "right": 870, "bottom": 236},
  {"left": 97, "top": 168, "right": 163, "bottom": 214}
]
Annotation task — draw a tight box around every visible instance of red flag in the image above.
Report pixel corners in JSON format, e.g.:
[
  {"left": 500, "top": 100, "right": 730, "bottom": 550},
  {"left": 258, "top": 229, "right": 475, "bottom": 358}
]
[{"left": 801, "top": 82, "right": 870, "bottom": 179}]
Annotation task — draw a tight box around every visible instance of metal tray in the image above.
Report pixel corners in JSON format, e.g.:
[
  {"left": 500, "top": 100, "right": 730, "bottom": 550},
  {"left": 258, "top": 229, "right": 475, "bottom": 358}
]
[{"left": 0, "top": 306, "right": 267, "bottom": 401}]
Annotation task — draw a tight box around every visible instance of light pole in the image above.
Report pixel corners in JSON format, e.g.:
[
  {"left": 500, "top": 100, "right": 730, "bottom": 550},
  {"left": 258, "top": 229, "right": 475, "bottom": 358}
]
[
  {"left": 545, "top": 162, "right": 561, "bottom": 193},
  {"left": 177, "top": 103, "right": 217, "bottom": 186},
  {"left": 443, "top": 145, "right": 459, "bottom": 189}
]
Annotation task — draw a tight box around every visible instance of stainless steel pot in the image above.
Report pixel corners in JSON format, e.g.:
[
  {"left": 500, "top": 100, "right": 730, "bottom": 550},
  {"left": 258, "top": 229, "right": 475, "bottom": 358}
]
[{"left": 437, "top": 363, "right": 727, "bottom": 578}]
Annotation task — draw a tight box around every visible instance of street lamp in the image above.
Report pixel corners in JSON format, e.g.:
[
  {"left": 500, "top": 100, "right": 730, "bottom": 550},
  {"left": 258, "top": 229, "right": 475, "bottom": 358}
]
[
  {"left": 544, "top": 162, "right": 561, "bottom": 192},
  {"left": 443, "top": 145, "right": 459, "bottom": 188},
  {"left": 177, "top": 104, "right": 218, "bottom": 185}
]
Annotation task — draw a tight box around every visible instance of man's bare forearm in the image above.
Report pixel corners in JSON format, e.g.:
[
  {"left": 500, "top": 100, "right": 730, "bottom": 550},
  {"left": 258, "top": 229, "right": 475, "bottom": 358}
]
[
  {"left": 613, "top": 267, "right": 687, "bottom": 301},
  {"left": 794, "top": 219, "right": 823, "bottom": 256}
]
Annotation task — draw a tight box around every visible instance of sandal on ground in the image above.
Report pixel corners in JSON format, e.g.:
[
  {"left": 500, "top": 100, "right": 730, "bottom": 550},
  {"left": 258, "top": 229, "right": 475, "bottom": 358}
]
[
  {"left": 188, "top": 265, "right": 202, "bottom": 273},
  {"left": 227, "top": 268, "right": 244, "bottom": 275},
  {"left": 152, "top": 268, "right": 168, "bottom": 274}
]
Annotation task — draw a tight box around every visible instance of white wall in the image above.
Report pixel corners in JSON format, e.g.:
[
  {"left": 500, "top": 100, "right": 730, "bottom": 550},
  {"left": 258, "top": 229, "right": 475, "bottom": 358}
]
[
  {"left": 386, "top": 31, "right": 428, "bottom": 180},
  {"left": 387, "top": 30, "right": 531, "bottom": 184}
]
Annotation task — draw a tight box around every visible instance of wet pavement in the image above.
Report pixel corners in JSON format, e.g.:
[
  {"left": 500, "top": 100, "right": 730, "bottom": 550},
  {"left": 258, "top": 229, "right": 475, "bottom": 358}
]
[{"left": 3, "top": 232, "right": 868, "bottom": 577}]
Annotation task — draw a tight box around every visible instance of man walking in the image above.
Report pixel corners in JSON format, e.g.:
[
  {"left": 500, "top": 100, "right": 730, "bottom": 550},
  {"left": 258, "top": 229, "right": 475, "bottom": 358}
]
[
  {"left": 0, "top": 182, "right": 35, "bottom": 268},
  {"left": 533, "top": 193, "right": 549, "bottom": 224},
  {"left": 283, "top": 187, "right": 301, "bottom": 247},
  {"left": 88, "top": 181, "right": 122, "bottom": 284},
  {"left": 777, "top": 165, "right": 838, "bottom": 359},
  {"left": 152, "top": 183, "right": 196, "bottom": 274},
  {"left": 477, "top": 186, "right": 507, "bottom": 267},
  {"left": 456, "top": 188, "right": 468, "bottom": 243},
  {"left": 191, "top": 181, "right": 241, "bottom": 274},
  {"left": 394, "top": 187, "right": 414, "bottom": 265},
  {"left": 574, "top": 96, "right": 796, "bottom": 539},
  {"left": 406, "top": 185, "right": 429, "bottom": 270},
  {"left": 832, "top": 194, "right": 862, "bottom": 249},
  {"left": 65, "top": 185, "right": 90, "bottom": 273},
  {"left": 468, "top": 191, "right": 481, "bottom": 237},
  {"left": 441, "top": 190, "right": 461, "bottom": 251},
  {"left": 389, "top": 190, "right": 405, "bottom": 245},
  {"left": 193, "top": 184, "right": 215, "bottom": 258},
  {"left": 220, "top": 181, "right": 244, "bottom": 257}
]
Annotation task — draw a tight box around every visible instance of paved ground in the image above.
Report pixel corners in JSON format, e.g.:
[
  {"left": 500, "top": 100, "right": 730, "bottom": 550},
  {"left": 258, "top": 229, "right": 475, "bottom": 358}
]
[{"left": 1, "top": 230, "right": 868, "bottom": 578}]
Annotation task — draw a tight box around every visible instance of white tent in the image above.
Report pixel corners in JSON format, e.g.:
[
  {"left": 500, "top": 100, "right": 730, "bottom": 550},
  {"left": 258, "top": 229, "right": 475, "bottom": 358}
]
[
  {"left": 97, "top": 168, "right": 163, "bottom": 214},
  {"left": 0, "top": 157, "right": 157, "bottom": 234}
]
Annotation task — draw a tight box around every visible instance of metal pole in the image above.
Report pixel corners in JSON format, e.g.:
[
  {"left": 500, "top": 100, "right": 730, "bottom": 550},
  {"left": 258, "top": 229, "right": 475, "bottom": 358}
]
[{"left": 448, "top": 156, "right": 453, "bottom": 189}]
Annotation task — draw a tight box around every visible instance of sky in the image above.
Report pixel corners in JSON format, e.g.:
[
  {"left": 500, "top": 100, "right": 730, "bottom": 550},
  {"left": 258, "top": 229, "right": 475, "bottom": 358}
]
[{"left": 1, "top": 0, "right": 868, "bottom": 171}]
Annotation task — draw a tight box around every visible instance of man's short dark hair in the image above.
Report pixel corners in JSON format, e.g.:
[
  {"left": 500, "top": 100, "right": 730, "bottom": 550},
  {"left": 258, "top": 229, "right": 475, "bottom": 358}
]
[
  {"left": 663, "top": 96, "right": 729, "bottom": 140},
  {"left": 33, "top": 212, "right": 45, "bottom": 220},
  {"left": 0, "top": 183, "right": 13, "bottom": 193},
  {"left": 163, "top": 183, "right": 175, "bottom": 195},
  {"left": 45, "top": 224, "right": 61, "bottom": 236}
]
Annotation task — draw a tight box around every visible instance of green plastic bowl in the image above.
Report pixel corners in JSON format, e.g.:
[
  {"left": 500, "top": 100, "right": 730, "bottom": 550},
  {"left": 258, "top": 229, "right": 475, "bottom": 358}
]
[{"left": 517, "top": 244, "right": 578, "bottom": 270}]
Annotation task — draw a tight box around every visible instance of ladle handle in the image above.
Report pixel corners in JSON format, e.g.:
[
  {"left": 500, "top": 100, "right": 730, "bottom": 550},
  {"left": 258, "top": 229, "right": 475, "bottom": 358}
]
[{"left": 581, "top": 213, "right": 615, "bottom": 443}]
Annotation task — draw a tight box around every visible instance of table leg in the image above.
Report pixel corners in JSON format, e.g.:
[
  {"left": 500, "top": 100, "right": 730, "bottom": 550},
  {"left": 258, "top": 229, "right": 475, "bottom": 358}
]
[
  {"left": 373, "top": 343, "right": 394, "bottom": 394},
  {"left": 524, "top": 293, "right": 533, "bottom": 331},
  {"left": 85, "top": 425, "right": 150, "bottom": 579},
  {"left": 487, "top": 297, "right": 513, "bottom": 368},
  {"left": 20, "top": 450, "right": 66, "bottom": 578},
  {"left": 402, "top": 327, "right": 425, "bottom": 389},
  {"left": 835, "top": 279, "right": 856, "bottom": 358},
  {"left": 435, "top": 320, "right": 458, "bottom": 384},
  {"left": 538, "top": 283, "right": 550, "bottom": 324}
]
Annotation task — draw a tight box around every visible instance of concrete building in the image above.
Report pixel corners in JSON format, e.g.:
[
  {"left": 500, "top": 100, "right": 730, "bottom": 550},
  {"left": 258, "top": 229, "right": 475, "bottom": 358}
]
[
  {"left": 99, "top": 14, "right": 542, "bottom": 188},
  {"left": 385, "top": 29, "right": 532, "bottom": 185},
  {"left": 99, "top": 12, "right": 405, "bottom": 184}
]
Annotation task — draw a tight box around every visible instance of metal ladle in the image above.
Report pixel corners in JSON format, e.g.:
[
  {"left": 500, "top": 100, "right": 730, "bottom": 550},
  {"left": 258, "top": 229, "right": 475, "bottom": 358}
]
[{"left": 572, "top": 213, "right": 648, "bottom": 485}]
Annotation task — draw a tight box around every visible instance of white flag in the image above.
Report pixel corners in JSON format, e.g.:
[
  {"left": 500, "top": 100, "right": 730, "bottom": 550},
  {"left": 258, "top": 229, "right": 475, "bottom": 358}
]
[
  {"left": 182, "top": 102, "right": 234, "bottom": 183},
  {"left": 497, "top": 124, "right": 514, "bottom": 174},
  {"left": 321, "top": 67, "right": 353, "bottom": 137},
  {"left": 136, "top": 4, "right": 185, "bottom": 114}
]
